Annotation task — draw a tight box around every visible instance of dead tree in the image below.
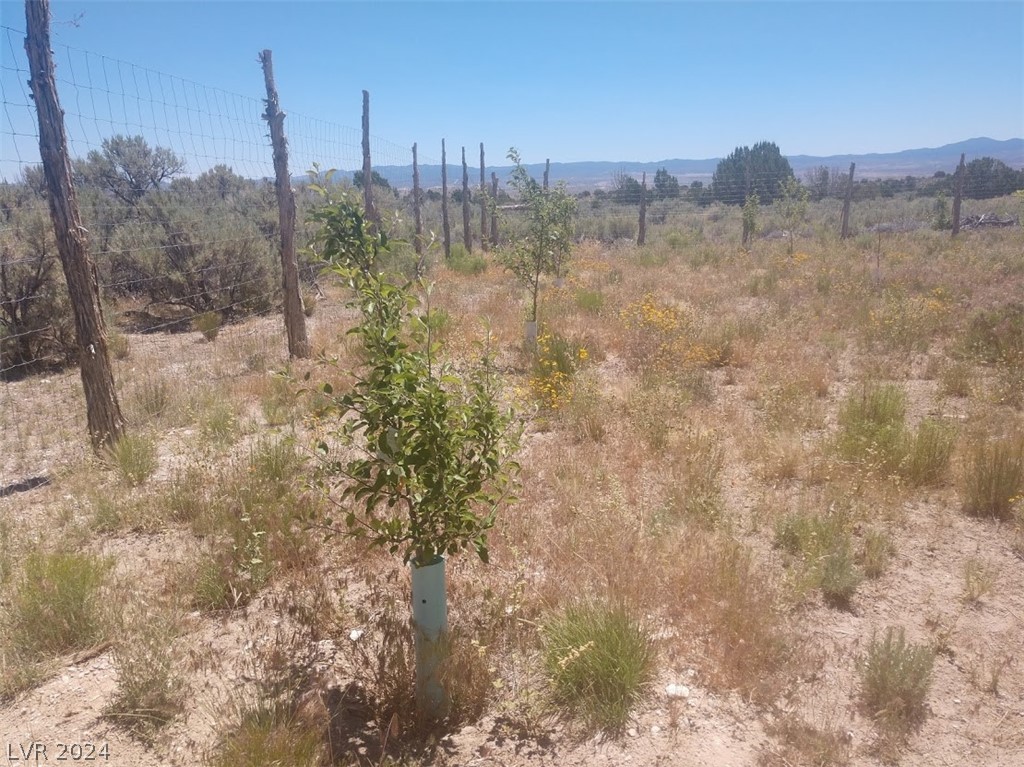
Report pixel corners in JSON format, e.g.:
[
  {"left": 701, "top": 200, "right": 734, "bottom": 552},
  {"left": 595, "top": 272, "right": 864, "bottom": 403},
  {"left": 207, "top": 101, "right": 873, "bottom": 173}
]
[
  {"left": 260, "top": 49, "right": 310, "bottom": 359},
  {"left": 840, "top": 162, "right": 855, "bottom": 240},
  {"left": 25, "top": 0, "right": 125, "bottom": 450},
  {"left": 441, "top": 139, "right": 451, "bottom": 259},
  {"left": 461, "top": 147, "right": 472, "bottom": 252},
  {"left": 543, "top": 158, "right": 550, "bottom": 190}
]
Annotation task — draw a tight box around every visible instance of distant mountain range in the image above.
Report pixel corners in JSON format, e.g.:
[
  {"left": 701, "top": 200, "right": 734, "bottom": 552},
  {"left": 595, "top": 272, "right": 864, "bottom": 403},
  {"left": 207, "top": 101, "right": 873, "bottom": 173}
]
[{"left": 335, "top": 137, "right": 1023, "bottom": 192}]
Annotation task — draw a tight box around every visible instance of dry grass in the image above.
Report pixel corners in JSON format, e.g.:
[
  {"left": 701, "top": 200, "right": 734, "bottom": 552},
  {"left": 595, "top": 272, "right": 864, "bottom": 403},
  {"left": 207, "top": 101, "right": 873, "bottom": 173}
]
[{"left": 1, "top": 202, "right": 1022, "bottom": 763}]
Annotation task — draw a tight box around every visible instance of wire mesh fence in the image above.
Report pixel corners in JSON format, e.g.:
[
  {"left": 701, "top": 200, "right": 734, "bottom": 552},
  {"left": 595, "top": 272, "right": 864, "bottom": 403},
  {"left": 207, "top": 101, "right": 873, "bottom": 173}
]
[{"left": 1, "top": 18, "right": 1019, "bottom": 485}]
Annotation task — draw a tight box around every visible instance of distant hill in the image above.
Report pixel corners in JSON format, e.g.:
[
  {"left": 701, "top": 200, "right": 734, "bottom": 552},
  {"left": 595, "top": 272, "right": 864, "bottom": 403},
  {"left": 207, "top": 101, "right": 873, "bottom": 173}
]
[{"left": 317, "top": 137, "right": 1024, "bottom": 191}]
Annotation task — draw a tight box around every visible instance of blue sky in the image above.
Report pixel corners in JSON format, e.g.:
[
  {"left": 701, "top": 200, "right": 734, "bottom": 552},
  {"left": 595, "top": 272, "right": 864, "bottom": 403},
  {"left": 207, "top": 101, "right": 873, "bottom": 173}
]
[{"left": 1, "top": 0, "right": 1022, "bottom": 178}]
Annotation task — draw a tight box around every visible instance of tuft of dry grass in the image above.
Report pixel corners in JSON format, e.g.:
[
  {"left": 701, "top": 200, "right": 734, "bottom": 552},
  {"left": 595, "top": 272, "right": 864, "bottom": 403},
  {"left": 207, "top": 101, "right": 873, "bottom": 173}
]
[{"left": 961, "top": 432, "right": 1024, "bottom": 519}]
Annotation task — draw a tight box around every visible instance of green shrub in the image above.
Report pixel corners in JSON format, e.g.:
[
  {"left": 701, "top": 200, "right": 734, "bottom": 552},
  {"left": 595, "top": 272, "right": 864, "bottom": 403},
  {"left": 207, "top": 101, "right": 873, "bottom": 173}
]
[
  {"left": 10, "top": 551, "right": 112, "bottom": 659},
  {"left": 961, "top": 434, "right": 1024, "bottom": 519},
  {"left": 543, "top": 601, "right": 655, "bottom": 733},
  {"left": 448, "top": 242, "right": 487, "bottom": 275},
  {"left": 194, "top": 311, "right": 223, "bottom": 341},
  {"left": 774, "top": 511, "right": 862, "bottom": 607},
  {"left": 860, "top": 627, "right": 934, "bottom": 732}
]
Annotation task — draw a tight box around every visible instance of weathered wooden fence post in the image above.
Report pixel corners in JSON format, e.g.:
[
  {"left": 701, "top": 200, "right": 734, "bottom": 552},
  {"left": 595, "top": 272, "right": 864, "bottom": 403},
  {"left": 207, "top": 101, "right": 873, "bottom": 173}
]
[
  {"left": 441, "top": 139, "right": 451, "bottom": 260},
  {"left": 840, "top": 162, "right": 855, "bottom": 240},
  {"left": 413, "top": 142, "right": 424, "bottom": 276},
  {"left": 479, "top": 143, "right": 488, "bottom": 252},
  {"left": 25, "top": 0, "right": 125, "bottom": 450},
  {"left": 361, "top": 90, "right": 379, "bottom": 227},
  {"left": 461, "top": 147, "right": 472, "bottom": 253},
  {"left": 637, "top": 172, "right": 648, "bottom": 246},
  {"left": 260, "top": 49, "right": 310, "bottom": 359},
  {"left": 490, "top": 172, "right": 499, "bottom": 247},
  {"left": 952, "top": 153, "right": 966, "bottom": 236}
]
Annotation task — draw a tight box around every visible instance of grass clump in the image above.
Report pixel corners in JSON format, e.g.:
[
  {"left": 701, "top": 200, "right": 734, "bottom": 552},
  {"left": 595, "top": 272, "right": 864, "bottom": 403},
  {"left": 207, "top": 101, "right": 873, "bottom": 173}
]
[
  {"left": 209, "top": 701, "right": 323, "bottom": 767},
  {"left": 835, "top": 383, "right": 907, "bottom": 474},
  {"left": 902, "top": 418, "right": 957, "bottom": 487},
  {"left": 542, "top": 601, "right": 655, "bottom": 734},
  {"left": 105, "top": 608, "right": 186, "bottom": 741},
  {"left": 960, "top": 433, "right": 1024, "bottom": 519},
  {"left": 860, "top": 529, "right": 894, "bottom": 579},
  {"left": 575, "top": 287, "right": 605, "bottom": 314},
  {"left": 835, "top": 385, "right": 955, "bottom": 485},
  {"left": 130, "top": 375, "right": 175, "bottom": 423},
  {"left": 962, "top": 557, "right": 997, "bottom": 605},
  {"left": 9, "top": 550, "right": 112, "bottom": 659},
  {"left": 859, "top": 627, "right": 934, "bottom": 733},
  {"left": 105, "top": 432, "right": 159, "bottom": 487}
]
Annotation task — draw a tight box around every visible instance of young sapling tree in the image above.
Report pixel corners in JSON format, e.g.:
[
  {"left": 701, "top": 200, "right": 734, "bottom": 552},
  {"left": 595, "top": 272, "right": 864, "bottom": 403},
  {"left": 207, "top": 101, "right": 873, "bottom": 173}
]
[
  {"left": 498, "top": 148, "right": 577, "bottom": 344},
  {"left": 307, "top": 184, "right": 521, "bottom": 714}
]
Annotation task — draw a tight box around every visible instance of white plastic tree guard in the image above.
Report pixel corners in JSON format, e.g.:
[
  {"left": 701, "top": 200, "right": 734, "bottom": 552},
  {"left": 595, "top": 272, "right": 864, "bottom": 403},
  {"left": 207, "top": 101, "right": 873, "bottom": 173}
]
[{"left": 411, "top": 556, "right": 448, "bottom": 714}]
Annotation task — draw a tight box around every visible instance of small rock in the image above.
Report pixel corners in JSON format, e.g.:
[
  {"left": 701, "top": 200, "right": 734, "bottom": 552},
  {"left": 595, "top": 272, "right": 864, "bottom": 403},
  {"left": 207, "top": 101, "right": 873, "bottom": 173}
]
[
  {"left": 666, "top": 683, "right": 690, "bottom": 699},
  {"left": 651, "top": 725, "right": 661, "bottom": 735},
  {"left": 627, "top": 727, "right": 638, "bottom": 738},
  {"left": 953, "top": 698, "right": 961, "bottom": 704}
]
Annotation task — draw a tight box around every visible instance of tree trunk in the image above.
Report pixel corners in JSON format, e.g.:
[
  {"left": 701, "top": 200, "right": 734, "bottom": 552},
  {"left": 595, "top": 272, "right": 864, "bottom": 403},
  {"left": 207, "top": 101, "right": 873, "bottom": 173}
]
[
  {"left": 25, "top": 0, "right": 125, "bottom": 451},
  {"left": 490, "top": 172, "right": 499, "bottom": 247},
  {"left": 441, "top": 140, "right": 451, "bottom": 260},
  {"left": 637, "top": 172, "right": 647, "bottom": 246},
  {"left": 479, "top": 143, "right": 488, "bottom": 252},
  {"left": 461, "top": 147, "right": 472, "bottom": 253},
  {"left": 952, "top": 153, "right": 965, "bottom": 236},
  {"left": 543, "top": 158, "right": 550, "bottom": 190},
  {"left": 260, "top": 49, "right": 309, "bottom": 359},
  {"left": 412, "top": 142, "right": 424, "bottom": 276},
  {"left": 840, "top": 162, "right": 855, "bottom": 240},
  {"left": 361, "top": 90, "right": 379, "bottom": 228}
]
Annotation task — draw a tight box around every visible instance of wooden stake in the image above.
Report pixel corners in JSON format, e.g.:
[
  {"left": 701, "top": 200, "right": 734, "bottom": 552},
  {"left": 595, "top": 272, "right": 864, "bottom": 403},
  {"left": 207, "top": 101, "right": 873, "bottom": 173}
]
[
  {"left": 441, "top": 139, "right": 451, "bottom": 260},
  {"left": 461, "top": 146, "right": 471, "bottom": 253},
  {"left": 479, "top": 143, "right": 488, "bottom": 252},
  {"left": 637, "top": 172, "right": 647, "bottom": 246},
  {"left": 840, "top": 162, "right": 855, "bottom": 240},
  {"left": 24, "top": 0, "right": 125, "bottom": 450},
  {"left": 413, "top": 142, "right": 424, "bottom": 276},
  {"left": 260, "top": 49, "right": 310, "bottom": 359},
  {"left": 361, "top": 90, "right": 378, "bottom": 227},
  {"left": 952, "top": 153, "right": 965, "bottom": 236},
  {"left": 490, "top": 172, "right": 499, "bottom": 247}
]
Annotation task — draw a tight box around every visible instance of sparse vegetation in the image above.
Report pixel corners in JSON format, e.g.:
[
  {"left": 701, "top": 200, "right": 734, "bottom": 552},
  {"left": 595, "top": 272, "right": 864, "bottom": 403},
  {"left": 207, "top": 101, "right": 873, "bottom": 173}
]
[{"left": 3, "top": 154, "right": 1022, "bottom": 764}]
